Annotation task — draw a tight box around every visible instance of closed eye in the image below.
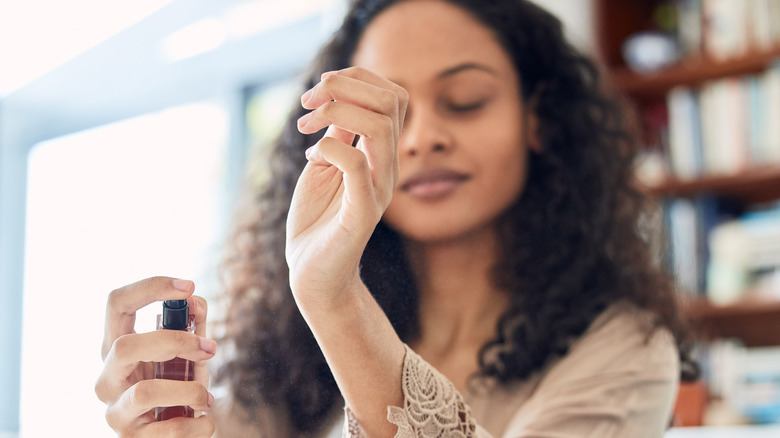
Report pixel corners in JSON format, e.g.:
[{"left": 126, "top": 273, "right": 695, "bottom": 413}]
[{"left": 447, "top": 100, "right": 486, "bottom": 113}]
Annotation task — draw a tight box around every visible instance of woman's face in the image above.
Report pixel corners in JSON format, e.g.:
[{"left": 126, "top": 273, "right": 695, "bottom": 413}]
[{"left": 352, "top": 0, "right": 535, "bottom": 244}]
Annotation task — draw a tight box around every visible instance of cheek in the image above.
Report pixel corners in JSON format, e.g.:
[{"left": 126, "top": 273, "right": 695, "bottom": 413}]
[
  {"left": 483, "top": 147, "right": 527, "bottom": 203},
  {"left": 469, "top": 110, "right": 527, "bottom": 173},
  {"left": 473, "top": 123, "right": 529, "bottom": 203}
]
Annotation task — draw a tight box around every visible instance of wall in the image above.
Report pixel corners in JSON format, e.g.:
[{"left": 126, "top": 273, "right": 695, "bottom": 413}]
[{"left": 534, "top": 0, "right": 595, "bottom": 53}]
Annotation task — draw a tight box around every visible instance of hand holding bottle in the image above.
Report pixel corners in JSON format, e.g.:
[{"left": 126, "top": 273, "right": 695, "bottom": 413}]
[{"left": 95, "top": 276, "right": 217, "bottom": 437}]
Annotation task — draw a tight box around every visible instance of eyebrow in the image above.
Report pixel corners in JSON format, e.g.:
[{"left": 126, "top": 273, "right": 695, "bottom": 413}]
[
  {"left": 388, "top": 62, "right": 498, "bottom": 88},
  {"left": 437, "top": 62, "right": 498, "bottom": 79}
]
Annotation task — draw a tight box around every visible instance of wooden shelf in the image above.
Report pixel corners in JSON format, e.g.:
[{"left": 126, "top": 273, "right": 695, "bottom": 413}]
[
  {"left": 608, "top": 47, "right": 780, "bottom": 101},
  {"left": 682, "top": 297, "right": 780, "bottom": 347},
  {"left": 642, "top": 165, "right": 780, "bottom": 204}
]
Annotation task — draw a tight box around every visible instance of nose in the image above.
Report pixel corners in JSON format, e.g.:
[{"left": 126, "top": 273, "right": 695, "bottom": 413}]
[{"left": 399, "top": 107, "right": 454, "bottom": 157}]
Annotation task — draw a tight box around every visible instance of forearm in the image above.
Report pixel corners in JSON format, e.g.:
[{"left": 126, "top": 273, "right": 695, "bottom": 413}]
[
  {"left": 295, "top": 279, "right": 406, "bottom": 438},
  {"left": 285, "top": 66, "right": 411, "bottom": 437}
]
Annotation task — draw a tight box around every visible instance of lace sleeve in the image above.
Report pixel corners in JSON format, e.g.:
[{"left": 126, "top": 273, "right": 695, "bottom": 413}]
[{"left": 344, "top": 344, "right": 484, "bottom": 438}]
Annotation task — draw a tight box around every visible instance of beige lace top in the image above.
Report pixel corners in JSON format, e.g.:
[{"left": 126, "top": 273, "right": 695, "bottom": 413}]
[
  {"left": 338, "top": 302, "right": 680, "bottom": 438},
  {"left": 213, "top": 303, "right": 680, "bottom": 438}
]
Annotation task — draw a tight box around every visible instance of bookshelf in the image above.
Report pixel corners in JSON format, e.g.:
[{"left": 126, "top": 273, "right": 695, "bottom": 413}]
[
  {"left": 683, "top": 297, "right": 780, "bottom": 347},
  {"left": 641, "top": 164, "right": 780, "bottom": 204},
  {"left": 596, "top": 0, "right": 780, "bottom": 332},
  {"left": 596, "top": 0, "right": 780, "bottom": 427},
  {"left": 612, "top": 47, "right": 780, "bottom": 102}
]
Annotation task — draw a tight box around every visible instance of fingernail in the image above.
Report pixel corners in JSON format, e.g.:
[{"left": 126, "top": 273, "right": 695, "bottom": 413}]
[
  {"left": 172, "top": 279, "right": 193, "bottom": 292},
  {"left": 305, "top": 145, "right": 321, "bottom": 162},
  {"left": 297, "top": 112, "right": 312, "bottom": 130},
  {"left": 301, "top": 88, "right": 313, "bottom": 105},
  {"left": 199, "top": 337, "right": 217, "bottom": 354},
  {"left": 207, "top": 391, "right": 215, "bottom": 407}
]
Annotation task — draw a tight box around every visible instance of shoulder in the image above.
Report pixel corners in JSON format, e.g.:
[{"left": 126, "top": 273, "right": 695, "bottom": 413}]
[
  {"left": 501, "top": 302, "right": 681, "bottom": 436},
  {"left": 549, "top": 301, "right": 680, "bottom": 384}
]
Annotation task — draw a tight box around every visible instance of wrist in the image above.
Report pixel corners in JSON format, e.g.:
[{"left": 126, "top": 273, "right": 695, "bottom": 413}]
[{"left": 290, "top": 266, "right": 366, "bottom": 316}]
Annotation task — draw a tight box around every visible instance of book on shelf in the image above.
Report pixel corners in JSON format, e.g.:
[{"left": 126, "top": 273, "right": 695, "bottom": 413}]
[
  {"left": 667, "top": 198, "right": 700, "bottom": 294},
  {"left": 708, "top": 207, "right": 780, "bottom": 303},
  {"left": 699, "top": 78, "right": 749, "bottom": 174},
  {"left": 665, "top": 196, "right": 722, "bottom": 296},
  {"left": 696, "top": 340, "right": 780, "bottom": 425},
  {"left": 676, "top": 0, "right": 704, "bottom": 58},
  {"left": 663, "top": 62, "right": 780, "bottom": 180},
  {"left": 702, "top": 0, "right": 749, "bottom": 60},
  {"left": 667, "top": 86, "right": 704, "bottom": 178},
  {"left": 686, "top": 0, "right": 780, "bottom": 61},
  {"left": 664, "top": 199, "right": 780, "bottom": 305}
]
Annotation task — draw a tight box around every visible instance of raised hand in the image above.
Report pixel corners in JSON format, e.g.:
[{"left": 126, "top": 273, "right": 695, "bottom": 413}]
[{"left": 286, "top": 67, "right": 408, "bottom": 307}]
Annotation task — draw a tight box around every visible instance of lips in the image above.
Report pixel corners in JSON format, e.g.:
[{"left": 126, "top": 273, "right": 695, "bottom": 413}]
[{"left": 399, "top": 168, "right": 470, "bottom": 200}]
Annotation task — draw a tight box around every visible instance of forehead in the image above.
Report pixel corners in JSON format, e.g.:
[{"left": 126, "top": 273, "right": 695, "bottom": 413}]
[{"left": 352, "top": 0, "right": 515, "bottom": 85}]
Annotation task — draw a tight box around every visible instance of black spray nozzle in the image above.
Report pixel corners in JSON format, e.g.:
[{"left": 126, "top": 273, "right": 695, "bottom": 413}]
[{"left": 162, "top": 299, "right": 190, "bottom": 330}]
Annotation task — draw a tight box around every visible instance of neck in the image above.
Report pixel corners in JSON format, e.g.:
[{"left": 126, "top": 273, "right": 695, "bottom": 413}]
[{"left": 406, "top": 228, "right": 509, "bottom": 356}]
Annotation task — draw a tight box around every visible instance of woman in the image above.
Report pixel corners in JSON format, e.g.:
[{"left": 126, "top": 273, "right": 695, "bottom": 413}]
[{"left": 95, "top": 0, "right": 697, "bottom": 437}]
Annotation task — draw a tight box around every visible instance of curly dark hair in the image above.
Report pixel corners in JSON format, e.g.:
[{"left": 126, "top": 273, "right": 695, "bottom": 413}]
[{"left": 215, "top": 0, "right": 698, "bottom": 435}]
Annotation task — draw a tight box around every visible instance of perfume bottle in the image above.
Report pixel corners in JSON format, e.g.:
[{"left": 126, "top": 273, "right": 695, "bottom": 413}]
[{"left": 154, "top": 299, "right": 195, "bottom": 421}]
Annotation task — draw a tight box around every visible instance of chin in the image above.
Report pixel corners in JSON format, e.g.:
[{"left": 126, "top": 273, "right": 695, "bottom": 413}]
[{"left": 386, "top": 218, "right": 498, "bottom": 247}]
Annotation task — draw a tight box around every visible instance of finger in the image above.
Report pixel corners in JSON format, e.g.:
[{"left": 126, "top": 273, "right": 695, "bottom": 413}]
[
  {"left": 188, "top": 295, "right": 208, "bottom": 338},
  {"left": 103, "top": 276, "right": 195, "bottom": 360},
  {"left": 329, "top": 67, "right": 406, "bottom": 185},
  {"left": 304, "top": 70, "right": 407, "bottom": 145},
  {"left": 324, "top": 67, "right": 409, "bottom": 131},
  {"left": 305, "top": 137, "right": 378, "bottom": 218},
  {"left": 324, "top": 124, "right": 357, "bottom": 146},
  {"left": 322, "top": 66, "right": 405, "bottom": 92},
  {"left": 188, "top": 295, "right": 211, "bottom": 388},
  {"left": 109, "top": 330, "right": 216, "bottom": 372},
  {"left": 106, "top": 380, "right": 213, "bottom": 432},
  {"left": 331, "top": 67, "right": 406, "bottom": 186},
  {"left": 298, "top": 101, "right": 393, "bottom": 142},
  {"left": 137, "top": 416, "right": 215, "bottom": 438},
  {"left": 304, "top": 74, "right": 400, "bottom": 134},
  {"left": 323, "top": 67, "right": 408, "bottom": 109},
  {"left": 96, "top": 330, "right": 216, "bottom": 403},
  {"left": 299, "top": 102, "right": 395, "bottom": 192}
]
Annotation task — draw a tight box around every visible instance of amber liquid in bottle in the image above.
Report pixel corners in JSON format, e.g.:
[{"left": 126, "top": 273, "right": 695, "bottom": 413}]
[{"left": 154, "top": 299, "right": 195, "bottom": 421}]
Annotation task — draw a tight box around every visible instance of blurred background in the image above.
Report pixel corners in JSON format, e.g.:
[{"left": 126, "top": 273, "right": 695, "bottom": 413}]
[{"left": 0, "top": 0, "right": 779, "bottom": 437}]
